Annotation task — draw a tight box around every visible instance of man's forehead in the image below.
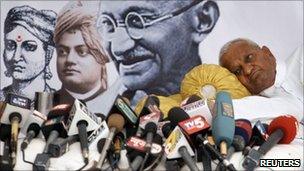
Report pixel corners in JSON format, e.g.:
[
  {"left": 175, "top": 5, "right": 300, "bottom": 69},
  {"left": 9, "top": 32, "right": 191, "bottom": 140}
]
[{"left": 99, "top": 1, "right": 183, "bottom": 16}]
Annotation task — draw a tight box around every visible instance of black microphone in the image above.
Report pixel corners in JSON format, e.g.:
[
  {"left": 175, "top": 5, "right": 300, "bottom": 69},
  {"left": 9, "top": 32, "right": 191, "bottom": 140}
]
[
  {"left": 243, "top": 115, "right": 298, "bottom": 171},
  {"left": 0, "top": 140, "right": 13, "bottom": 170},
  {"left": 48, "top": 135, "right": 79, "bottom": 157},
  {"left": 181, "top": 94, "right": 202, "bottom": 106},
  {"left": 168, "top": 105, "right": 235, "bottom": 171},
  {"left": 65, "top": 99, "right": 101, "bottom": 163},
  {"left": 34, "top": 92, "right": 55, "bottom": 116},
  {"left": 139, "top": 95, "right": 161, "bottom": 116},
  {"left": 196, "top": 135, "right": 236, "bottom": 171},
  {"left": 1, "top": 93, "right": 32, "bottom": 166},
  {"left": 34, "top": 115, "right": 68, "bottom": 171},
  {"left": 21, "top": 123, "right": 41, "bottom": 150},
  {"left": 165, "top": 108, "right": 202, "bottom": 171},
  {"left": 33, "top": 104, "right": 70, "bottom": 171},
  {"left": 129, "top": 134, "right": 163, "bottom": 171},
  {"left": 243, "top": 121, "right": 269, "bottom": 156}
]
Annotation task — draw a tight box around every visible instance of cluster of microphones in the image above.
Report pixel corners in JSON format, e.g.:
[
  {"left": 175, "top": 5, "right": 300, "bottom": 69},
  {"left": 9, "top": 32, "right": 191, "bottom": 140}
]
[{"left": 0, "top": 91, "right": 299, "bottom": 171}]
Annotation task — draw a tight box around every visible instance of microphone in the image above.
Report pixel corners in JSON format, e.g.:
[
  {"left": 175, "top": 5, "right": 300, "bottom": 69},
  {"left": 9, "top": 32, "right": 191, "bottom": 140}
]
[
  {"left": 164, "top": 126, "right": 198, "bottom": 171},
  {"left": 196, "top": 134, "right": 236, "bottom": 171},
  {"left": 243, "top": 115, "right": 298, "bottom": 170},
  {"left": 34, "top": 115, "right": 68, "bottom": 171},
  {"left": 88, "top": 120, "right": 109, "bottom": 151},
  {"left": 143, "top": 122, "right": 157, "bottom": 150},
  {"left": 226, "top": 119, "right": 252, "bottom": 158},
  {"left": 180, "top": 94, "right": 201, "bottom": 106},
  {"left": 0, "top": 140, "right": 13, "bottom": 170},
  {"left": 0, "top": 124, "right": 11, "bottom": 141},
  {"left": 112, "top": 95, "right": 138, "bottom": 125},
  {"left": 127, "top": 135, "right": 163, "bottom": 171},
  {"left": 34, "top": 92, "right": 56, "bottom": 116},
  {"left": 243, "top": 121, "right": 268, "bottom": 156},
  {"left": 112, "top": 95, "right": 139, "bottom": 138},
  {"left": 65, "top": 99, "right": 101, "bottom": 163},
  {"left": 21, "top": 123, "right": 41, "bottom": 150},
  {"left": 212, "top": 91, "right": 235, "bottom": 156},
  {"left": 166, "top": 108, "right": 202, "bottom": 171},
  {"left": 170, "top": 95, "right": 236, "bottom": 171},
  {"left": 181, "top": 97, "right": 212, "bottom": 125},
  {"left": 139, "top": 95, "right": 161, "bottom": 116},
  {"left": 161, "top": 121, "right": 172, "bottom": 138},
  {"left": 0, "top": 93, "right": 32, "bottom": 166},
  {"left": 48, "top": 135, "right": 79, "bottom": 157},
  {"left": 217, "top": 118, "right": 252, "bottom": 164},
  {"left": 168, "top": 107, "right": 191, "bottom": 128},
  {"left": 96, "top": 113, "right": 125, "bottom": 170}
]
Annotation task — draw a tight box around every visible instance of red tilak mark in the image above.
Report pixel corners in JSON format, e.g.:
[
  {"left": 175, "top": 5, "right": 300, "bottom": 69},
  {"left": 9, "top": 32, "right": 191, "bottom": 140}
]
[{"left": 16, "top": 35, "right": 22, "bottom": 42}]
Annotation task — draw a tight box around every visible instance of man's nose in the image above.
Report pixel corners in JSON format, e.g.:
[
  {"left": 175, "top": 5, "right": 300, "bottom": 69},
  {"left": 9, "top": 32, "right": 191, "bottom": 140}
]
[
  {"left": 65, "top": 50, "right": 77, "bottom": 64},
  {"left": 110, "top": 27, "right": 135, "bottom": 57},
  {"left": 244, "top": 64, "right": 253, "bottom": 76}
]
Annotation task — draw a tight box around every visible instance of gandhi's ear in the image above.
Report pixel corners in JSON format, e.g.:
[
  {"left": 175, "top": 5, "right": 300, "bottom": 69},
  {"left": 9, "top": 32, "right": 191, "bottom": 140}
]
[{"left": 191, "top": 0, "right": 219, "bottom": 43}]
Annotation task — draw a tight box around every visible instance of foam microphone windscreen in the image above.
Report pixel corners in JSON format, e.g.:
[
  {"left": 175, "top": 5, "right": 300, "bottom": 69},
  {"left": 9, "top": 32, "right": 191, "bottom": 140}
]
[
  {"left": 232, "top": 135, "right": 246, "bottom": 151},
  {"left": 153, "top": 134, "right": 163, "bottom": 145},
  {"left": 97, "top": 138, "right": 106, "bottom": 153},
  {"left": 0, "top": 124, "right": 11, "bottom": 141},
  {"left": 185, "top": 94, "right": 202, "bottom": 105},
  {"left": 108, "top": 113, "right": 125, "bottom": 132},
  {"left": 168, "top": 107, "right": 190, "bottom": 128},
  {"left": 145, "top": 96, "right": 160, "bottom": 108},
  {"left": 47, "top": 104, "right": 72, "bottom": 120},
  {"left": 162, "top": 122, "right": 172, "bottom": 138},
  {"left": 268, "top": 115, "right": 298, "bottom": 144},
  {"left": 144, "top": 122, "right": 157, "bottom": 135},
  {"left": 27, "top": 123, "right": 41, "bottom": 136},
  {"left": 235, "top": 119, "right": 252, "bottom": 145}
]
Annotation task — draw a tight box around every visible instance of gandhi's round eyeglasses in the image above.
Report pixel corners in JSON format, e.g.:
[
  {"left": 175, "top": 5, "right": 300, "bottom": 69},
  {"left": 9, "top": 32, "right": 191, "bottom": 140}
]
[{"left": 96, "top": 0, "right": 202, "bottom": 41}]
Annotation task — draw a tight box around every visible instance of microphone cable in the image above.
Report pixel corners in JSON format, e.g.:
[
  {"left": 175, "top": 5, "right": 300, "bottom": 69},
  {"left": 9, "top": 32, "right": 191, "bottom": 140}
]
[
  {"left": 76, "top": 159, "right": 89, "bottom": 171},
  {"left": 143, "top": 152, "right": 162, "bottom": 171},
  {"left": 21, "top": 149, "right": 39, "bottom": 170}
]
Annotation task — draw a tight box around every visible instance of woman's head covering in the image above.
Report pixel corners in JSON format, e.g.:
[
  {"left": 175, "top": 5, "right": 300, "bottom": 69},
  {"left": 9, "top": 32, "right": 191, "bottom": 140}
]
[
  {"left": 4, "top": 5, "right": 57, "bottom": 79},
  {"left": 54, "top": 1, "right": 109, "bottom": 65},
  {"left": 4, "top": 5, "right": 56, "bottom": 47}
]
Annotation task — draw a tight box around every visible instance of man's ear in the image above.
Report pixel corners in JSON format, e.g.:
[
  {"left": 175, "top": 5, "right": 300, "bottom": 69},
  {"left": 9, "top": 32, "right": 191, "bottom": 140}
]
[
  {"left": 261, "top": 46, "right": 274, "bottom": 57},
  {"left": 191, "top": 0, "right": 220, "bottom": 43}
]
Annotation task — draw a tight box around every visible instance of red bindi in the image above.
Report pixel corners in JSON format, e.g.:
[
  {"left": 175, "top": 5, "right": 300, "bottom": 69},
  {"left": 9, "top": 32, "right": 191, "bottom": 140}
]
[{"left": 16, "top": 35, "right": 22, "bottom": 42}]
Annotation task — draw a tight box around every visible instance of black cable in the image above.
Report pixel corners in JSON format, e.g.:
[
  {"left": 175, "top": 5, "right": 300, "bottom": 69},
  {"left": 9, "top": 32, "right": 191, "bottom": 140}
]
[
  {"left": 76, "top": 160, "right": 88, "bottom": 171},
  {"left": 22, "top": 149, "right": 39, "bottom": 170},
  {"left": 139, "top": 152, "right": 149, "bottom": 171},
  {"left": 200, "top": 145, "right": 212, "bottom": 171}
]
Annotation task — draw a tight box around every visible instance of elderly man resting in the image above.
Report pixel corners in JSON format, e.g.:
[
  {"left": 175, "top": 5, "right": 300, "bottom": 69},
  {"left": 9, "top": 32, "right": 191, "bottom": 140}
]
[{"left": 219, "top": 38, "right": 303, "bottom": 122}]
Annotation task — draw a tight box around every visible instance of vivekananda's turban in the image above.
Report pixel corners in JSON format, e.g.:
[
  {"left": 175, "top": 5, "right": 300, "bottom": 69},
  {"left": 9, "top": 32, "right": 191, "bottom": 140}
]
[{"left": 54, "top": 1, "right": 109, "bottom": 64}]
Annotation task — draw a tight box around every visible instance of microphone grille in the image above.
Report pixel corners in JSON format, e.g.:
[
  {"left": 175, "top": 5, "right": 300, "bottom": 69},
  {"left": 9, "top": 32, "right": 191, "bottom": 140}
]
[
  {"left": 47, "top": 104, "right": 72, "bottom": 120},
  {"left": 108, "top": 113, "right": 125, "bottom": 132},
  {"left": 145, "top": 122, "right": 157, "bottom": 134},
  {"left": 168, "top": 107, "right": 190, "bottom": 127},
  {"left": 27, "top": 123, "right": 41, "bottom": 136},
  {"left": 268, "top": 115, "right": 298, "bottom": 144},
  {"left": 185, "top": 94, "right": 201, "bottom": 105},
  {"left": 97, "top": 138, "right": 106, "bottom": 153},
  {"left": 235, "top": 119, "right": 252, "bottom": 145}
]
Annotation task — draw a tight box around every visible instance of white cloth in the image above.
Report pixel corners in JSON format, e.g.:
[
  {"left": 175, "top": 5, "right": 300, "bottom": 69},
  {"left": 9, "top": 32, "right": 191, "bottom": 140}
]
[{"left": 233, "top": 45, "right": 303, "bottom": 122}]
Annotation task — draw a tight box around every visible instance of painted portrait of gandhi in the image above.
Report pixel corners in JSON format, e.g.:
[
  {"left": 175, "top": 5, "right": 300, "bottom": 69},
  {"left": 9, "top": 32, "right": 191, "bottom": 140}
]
[{"left": 97, "top": 0, "right": 220, "bottom": 103}]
